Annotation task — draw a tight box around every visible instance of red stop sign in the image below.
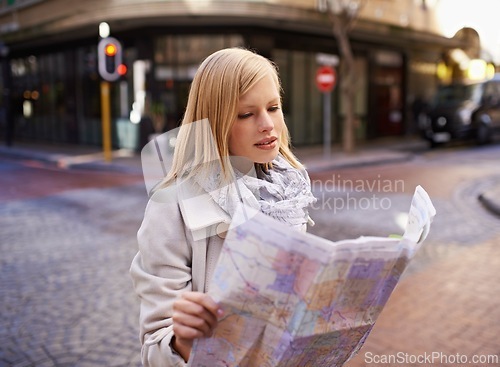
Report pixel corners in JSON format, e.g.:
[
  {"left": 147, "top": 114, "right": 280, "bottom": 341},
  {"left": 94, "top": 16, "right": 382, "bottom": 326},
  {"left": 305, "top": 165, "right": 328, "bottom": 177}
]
[{"left": 316, "top": 65, "right": 336, "bottom": 93}]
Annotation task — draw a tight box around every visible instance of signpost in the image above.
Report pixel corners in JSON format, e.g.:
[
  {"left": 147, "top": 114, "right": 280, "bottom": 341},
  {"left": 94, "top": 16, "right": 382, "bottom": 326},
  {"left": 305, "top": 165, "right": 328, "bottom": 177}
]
[{"left": 316, "top": 65, "right": 337, "bottom": 157}]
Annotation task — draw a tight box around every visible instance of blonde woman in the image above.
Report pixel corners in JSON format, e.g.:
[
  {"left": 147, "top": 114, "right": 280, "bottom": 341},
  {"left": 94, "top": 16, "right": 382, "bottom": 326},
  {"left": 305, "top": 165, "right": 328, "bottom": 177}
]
[{"left": 130, "top": 47, "right": 316, "bottom": 366}]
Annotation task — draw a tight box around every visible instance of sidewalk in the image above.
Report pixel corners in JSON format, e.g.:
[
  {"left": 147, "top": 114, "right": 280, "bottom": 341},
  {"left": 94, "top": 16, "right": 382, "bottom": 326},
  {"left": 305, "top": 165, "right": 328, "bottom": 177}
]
[
  {"left": 345, "top": 235, "right": 500, "bottom": 367},
  {"left": 294, "top": 137, "right": 423, "bottom": 173}
]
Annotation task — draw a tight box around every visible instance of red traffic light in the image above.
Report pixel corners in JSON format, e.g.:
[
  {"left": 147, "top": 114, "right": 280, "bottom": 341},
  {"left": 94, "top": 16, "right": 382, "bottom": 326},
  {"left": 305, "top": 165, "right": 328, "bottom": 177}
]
[{"left": 117, "top": 64, "right": 127, "bottom": 76}]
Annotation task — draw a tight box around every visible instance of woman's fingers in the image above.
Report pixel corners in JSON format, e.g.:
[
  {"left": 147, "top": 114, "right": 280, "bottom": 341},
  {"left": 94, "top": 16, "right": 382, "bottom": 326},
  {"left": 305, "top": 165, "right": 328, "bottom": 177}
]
[
  {"left": 173, "top": 297, "right": 218, "bottom": 330},
  {"left": 172, "top": 320, "right": 205, "bottom": 340},
  {"left": 173, "top": 308, "right": 215, "bottom": 337},
  {"left": 172, "top": 292, "right": 223, "bottom": 340},
  {"left": 182, "top": 292, "right": 223, "bottom": 319}
]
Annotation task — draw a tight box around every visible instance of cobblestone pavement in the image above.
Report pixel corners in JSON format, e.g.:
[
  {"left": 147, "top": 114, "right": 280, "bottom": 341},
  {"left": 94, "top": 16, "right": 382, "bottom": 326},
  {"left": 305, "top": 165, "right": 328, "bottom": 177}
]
[
  {"left": 345, "top": 234, "right": 500, "bottom": 367},
  {"left": 1, "top": 181, "right": 147, "bottom": 367},
  {"left": 1, "top": 143, "right": 500, "bottom": 366},
  {"left": 308, "top": 150, "right": 500, "bottom": 366}
]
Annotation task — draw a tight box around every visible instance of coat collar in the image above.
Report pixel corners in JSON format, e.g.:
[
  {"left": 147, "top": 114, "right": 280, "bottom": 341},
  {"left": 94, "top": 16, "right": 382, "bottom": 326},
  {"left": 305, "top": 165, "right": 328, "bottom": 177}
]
[
  {"left": 176, "top": 177, "right": 231, "bottom": 241},
  {"left": 150, "top": 179, "right": 231, "bottom": 242}
]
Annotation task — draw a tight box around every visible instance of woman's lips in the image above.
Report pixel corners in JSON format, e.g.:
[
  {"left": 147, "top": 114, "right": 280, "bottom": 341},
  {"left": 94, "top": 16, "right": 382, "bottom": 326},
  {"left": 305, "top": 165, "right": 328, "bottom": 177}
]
[{"left": 255, "top": 137, "right": 278, "bottom": 150}]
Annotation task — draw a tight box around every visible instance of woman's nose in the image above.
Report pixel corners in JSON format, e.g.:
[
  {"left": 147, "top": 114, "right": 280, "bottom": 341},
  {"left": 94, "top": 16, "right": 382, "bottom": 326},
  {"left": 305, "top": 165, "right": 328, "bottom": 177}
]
[{"left": 258, "top": 111, "right": 274, "bottom": 132}]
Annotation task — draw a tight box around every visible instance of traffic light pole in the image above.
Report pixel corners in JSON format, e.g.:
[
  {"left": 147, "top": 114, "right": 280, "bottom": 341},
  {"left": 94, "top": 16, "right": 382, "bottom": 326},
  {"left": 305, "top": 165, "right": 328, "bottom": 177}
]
[
  {"left": 100, "top": 81, "right": 112, "bottom": 162},
  {"left": 97, "top": 36, "right": 126, "bottom": 162}
]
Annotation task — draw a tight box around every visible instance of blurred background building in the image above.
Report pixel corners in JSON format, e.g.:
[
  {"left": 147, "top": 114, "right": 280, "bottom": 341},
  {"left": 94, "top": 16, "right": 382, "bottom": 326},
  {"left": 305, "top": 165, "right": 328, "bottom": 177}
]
[{"left": 0, "top": 0, "right": 495, "bottom": 150}]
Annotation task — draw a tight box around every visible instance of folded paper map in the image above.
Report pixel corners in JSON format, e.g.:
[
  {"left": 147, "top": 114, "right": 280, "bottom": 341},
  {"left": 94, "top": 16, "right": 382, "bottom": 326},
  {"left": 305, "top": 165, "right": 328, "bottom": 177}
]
[{"left": 188, "top": 185, "right": 436, "bottom": 367}]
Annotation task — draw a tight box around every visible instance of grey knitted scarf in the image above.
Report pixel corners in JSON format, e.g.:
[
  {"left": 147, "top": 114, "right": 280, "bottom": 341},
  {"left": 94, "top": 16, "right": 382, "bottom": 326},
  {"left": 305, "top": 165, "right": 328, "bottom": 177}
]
[{"left": 196, "top": 155, "right": 316, "bottom": 230}]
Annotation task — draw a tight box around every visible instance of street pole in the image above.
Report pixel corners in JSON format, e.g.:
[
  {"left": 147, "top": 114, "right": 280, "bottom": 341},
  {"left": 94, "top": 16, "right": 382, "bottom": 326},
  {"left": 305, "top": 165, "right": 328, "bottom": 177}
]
[
  {"left": 316, "top": 62, "right": 336, "bottom": 159},
  {"left": 323, "top": 91, "right": 332, "bottom": 158},
  {"left": 100, "top": 81, "right": 112, "bottom": 162}
]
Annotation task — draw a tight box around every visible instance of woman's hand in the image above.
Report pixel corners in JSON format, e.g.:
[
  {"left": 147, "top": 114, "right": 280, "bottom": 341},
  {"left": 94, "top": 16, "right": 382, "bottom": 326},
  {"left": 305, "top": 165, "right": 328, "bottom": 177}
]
[{"left": 172, "top": 292, "right": 223, "bottom": 362}]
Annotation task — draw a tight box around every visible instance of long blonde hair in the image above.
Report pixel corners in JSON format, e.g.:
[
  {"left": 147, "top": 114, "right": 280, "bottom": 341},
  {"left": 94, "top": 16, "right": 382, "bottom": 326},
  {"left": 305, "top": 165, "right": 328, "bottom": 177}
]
[{"left": 158, "top": 47, "right": 302, "bottom": 189}]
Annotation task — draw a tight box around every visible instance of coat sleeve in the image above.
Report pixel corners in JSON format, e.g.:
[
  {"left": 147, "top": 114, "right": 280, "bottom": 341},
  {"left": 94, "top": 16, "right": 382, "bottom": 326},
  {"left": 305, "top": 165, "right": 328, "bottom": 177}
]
[{"left": 130, "top": 191, "right": 193, "bottom": 367}]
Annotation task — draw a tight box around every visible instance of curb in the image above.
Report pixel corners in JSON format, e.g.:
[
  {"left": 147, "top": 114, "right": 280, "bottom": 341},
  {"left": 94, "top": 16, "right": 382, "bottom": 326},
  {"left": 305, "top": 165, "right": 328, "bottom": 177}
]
[
  {"left": 302, "top": 152, "right": 415, "bottom": 173},
  {"left": 478, "top": 190, "right": 500, "bottom": 218},
  {"left": 0, "top": 146, "right": 62, "bottom": 165},
  {"left": 63, "top": 161, "right": 143, "bottom": 175},
  {"left": 0, "top": 146, "right": 143, "bottom": 175}
]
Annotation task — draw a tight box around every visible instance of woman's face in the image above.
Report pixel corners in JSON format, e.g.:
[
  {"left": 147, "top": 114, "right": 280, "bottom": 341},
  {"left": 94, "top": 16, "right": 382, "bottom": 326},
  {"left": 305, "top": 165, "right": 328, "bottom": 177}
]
[{"left": 229, "top": 74, "right": 284, "bottom": 164}]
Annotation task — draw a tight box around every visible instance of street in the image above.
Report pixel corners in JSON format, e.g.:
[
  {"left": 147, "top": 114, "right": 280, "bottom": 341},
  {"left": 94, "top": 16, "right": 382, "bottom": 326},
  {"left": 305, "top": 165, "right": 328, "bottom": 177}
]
[
  {"left": 0, "top": 163, "right": 146, "bottom": 367},
  {"left": 306, "top": 143, "right": 500, "bottom": 367},
  {"left": 1, "top": 142, "right": 500, "bottom": 366},
  {"left": 308, "top": 143, "right": 500, "bottom": 273}
]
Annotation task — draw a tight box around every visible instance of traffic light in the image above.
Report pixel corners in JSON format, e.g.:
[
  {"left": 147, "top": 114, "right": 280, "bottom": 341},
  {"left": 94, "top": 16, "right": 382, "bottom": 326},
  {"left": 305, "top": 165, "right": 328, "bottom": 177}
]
[{"left": 97, "top": 37, "right": 126, "bottom": 81}]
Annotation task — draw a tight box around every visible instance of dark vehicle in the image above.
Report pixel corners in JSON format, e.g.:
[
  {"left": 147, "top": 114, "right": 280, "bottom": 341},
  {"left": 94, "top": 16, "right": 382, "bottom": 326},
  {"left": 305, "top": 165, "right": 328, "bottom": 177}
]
[{"left": 419, "top": 75, "right": 500, "bottom": 147}]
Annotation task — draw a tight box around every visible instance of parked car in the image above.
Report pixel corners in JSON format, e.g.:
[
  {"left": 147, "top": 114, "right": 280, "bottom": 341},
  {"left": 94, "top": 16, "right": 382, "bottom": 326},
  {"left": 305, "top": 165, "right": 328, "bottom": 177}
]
[{"left": 419, "top": 74, "right": 500, "bottom": 147}]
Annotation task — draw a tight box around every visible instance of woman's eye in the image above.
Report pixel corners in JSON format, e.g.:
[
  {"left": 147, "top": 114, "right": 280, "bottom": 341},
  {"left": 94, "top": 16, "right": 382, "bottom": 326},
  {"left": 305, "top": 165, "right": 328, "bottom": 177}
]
[
  {"left": 238, "top": 113, "right": 252, "bottom": 119},
  {"left": 268, "top": 106, "right": 280, "bottom": 112}
]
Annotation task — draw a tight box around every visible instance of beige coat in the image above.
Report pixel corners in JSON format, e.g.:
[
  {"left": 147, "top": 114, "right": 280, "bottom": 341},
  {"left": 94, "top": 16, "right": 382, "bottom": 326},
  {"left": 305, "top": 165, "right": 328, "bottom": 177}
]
[{"left": 130, "top": 180, "right": 231, "bottom": 367}]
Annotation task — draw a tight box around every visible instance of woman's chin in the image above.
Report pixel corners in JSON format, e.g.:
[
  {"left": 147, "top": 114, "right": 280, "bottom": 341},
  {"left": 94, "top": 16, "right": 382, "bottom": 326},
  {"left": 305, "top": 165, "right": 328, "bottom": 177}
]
[
  {"left": 230, "top": 148, "right": 279, "bottom": 165},
  {"left": 254, "top": 151, "right": 279, "bottom": 164}
]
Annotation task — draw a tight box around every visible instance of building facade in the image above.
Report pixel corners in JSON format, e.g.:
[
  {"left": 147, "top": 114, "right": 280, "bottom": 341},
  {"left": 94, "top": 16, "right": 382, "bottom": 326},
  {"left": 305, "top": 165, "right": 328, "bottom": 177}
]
[{"left": 0, "top": 0, "right": 479, "bottom": 149}]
